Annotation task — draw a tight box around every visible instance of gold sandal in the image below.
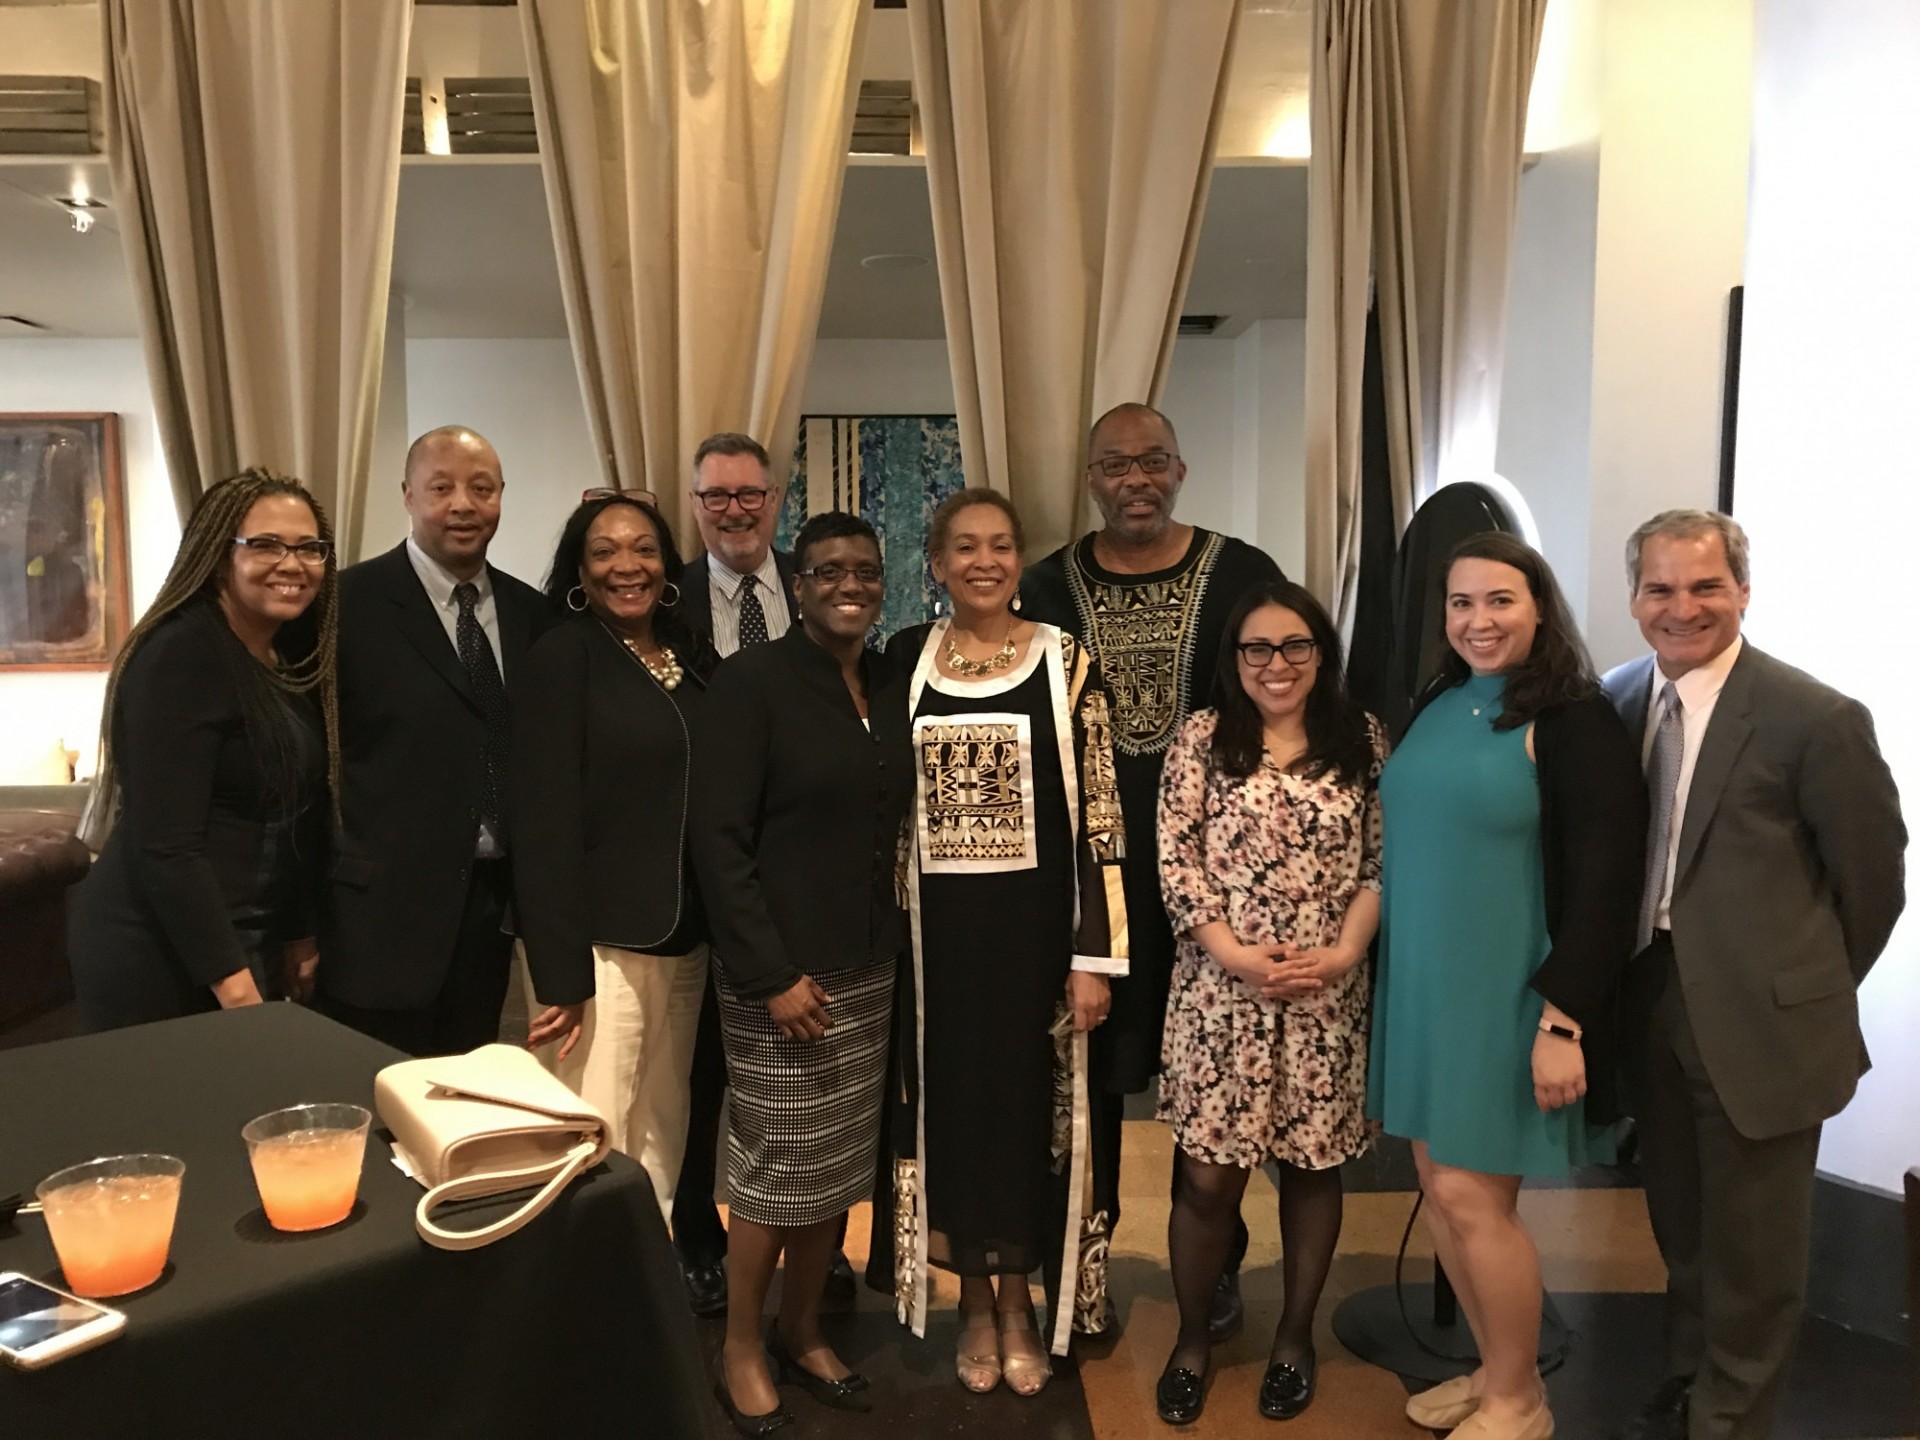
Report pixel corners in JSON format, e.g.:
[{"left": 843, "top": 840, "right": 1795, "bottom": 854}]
[
  {"left": 956, "top": 1310, "right": 1001, "bottom": 1393},
  {"left": 997, "top": 1308, "right": 1053, "bottom": 1398}
]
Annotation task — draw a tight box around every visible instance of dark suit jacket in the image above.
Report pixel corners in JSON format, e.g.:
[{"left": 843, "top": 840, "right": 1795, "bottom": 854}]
[
  {"left": 690, "top": 627, "right": 912, "bottom": 1001},
  {"left": 509, "top": 614, "right": 708, "bottom": 1007},
  {"left": 680, "top": 549, "right": 797, "bottom": 651},
  {"left": 318, "top": 542, "right": 556, "bottom": 1009},
  {"left": 1603, "top": 643, "right": 1906, "bottom": 1139}
]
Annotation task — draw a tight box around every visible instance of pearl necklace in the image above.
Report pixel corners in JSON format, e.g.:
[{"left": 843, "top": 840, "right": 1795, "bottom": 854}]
[
  {"left": 620, "top": 635, "right": 684, "bottom": 690},
  {"left": 943, "top": 626, "right": 1016, "bottom": 677}
]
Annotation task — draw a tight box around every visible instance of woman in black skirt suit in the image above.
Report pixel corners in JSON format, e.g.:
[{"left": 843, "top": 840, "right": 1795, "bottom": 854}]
[
  {"left": 69, "top": 468, "right": 338, "bottom": 1029},
  {"left": 691, "top": 511, "right": 912, "bottom": 1435}
]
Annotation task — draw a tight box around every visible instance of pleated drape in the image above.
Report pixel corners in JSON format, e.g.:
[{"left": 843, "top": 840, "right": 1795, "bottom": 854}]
[
  {"left": 102, "top": 0, "right": 410, "bottom": 558},
  {"left": 1304, "top": 0, "right": 1546, "bottom": 629},
  {"left": 522, "top": 0, "right": 869, "bottom": 548},
  {"left": 907, "top": 0, "right": 1239, "bottom": 558}
]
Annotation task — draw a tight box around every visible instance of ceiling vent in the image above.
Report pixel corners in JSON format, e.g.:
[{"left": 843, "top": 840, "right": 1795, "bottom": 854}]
[
  {"left": 1177, "top": 315, "right": 1225, "bottom": 336},
  {"left": 852, "top": 80, "right": 911, "bottom": 156},
  {"left": 445, "top": 76, "right": 537, "bottom": 155},
  {"left": 0, "top": 75, "right": 100, "bottom": 156}
]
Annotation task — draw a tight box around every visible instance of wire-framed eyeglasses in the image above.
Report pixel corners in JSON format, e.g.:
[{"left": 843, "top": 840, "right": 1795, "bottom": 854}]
[{"left": 232, "top": 536, "right": 331, "bottom": 565}]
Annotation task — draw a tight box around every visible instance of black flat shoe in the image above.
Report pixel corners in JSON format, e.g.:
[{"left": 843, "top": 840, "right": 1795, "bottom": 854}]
[
  {"left": 1156, "top": 1364, "right": 1208, "bottom": 1426},
  {"left": 768, "top": 1328, "right": 874, "bottom": 1413},
  {"left": 1207, "top": 1271, "right": 1245, "bottom": 1343},
  {"left": 1258, "top": 1350, "right": 1316, "bottom": 1420},
  {"left": 820, "top": 1250, "right": 858, "bottom": 1315},
  {"left": 713, "top": 1380, "right": 794, "bottom": 1437},
  {"left": 1613, "top": 1375, "right": 1691, "bottom": 1440},
  {"left": 682, "top": 1258, "right": 728, "bottom": 1318}
]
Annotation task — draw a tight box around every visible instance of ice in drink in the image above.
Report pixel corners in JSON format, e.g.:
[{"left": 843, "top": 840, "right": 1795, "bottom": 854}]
[
  {"left": 36, "top": 1156, "right": 185, "bottom": 1298},
  {"left": 241, "top": 1104, "right": 370, "bottom": 1233}
]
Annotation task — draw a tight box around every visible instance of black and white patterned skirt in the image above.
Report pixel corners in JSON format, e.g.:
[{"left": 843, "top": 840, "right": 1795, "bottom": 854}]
[{"left": 714, "top": 956, "right": 895, "bottom": 1228}]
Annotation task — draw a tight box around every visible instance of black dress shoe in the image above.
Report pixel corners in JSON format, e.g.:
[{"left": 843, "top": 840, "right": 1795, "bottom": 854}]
[
  {"left": 1156, "top": 1364, "right": 1208, "bottom": 1426},
  {"left": 820, "top": 1250, "right": 858, "bottom": 1315},
  {"left": 1258, "top": 1350, "right": 1315, "bottom": 1420},
  {"left": 713, "top": 1380, "right": 795, "bottom": 1437},
  {"left": 1614, "top": 1375, "right": 1691, "bottom": 1440},
  {"left": 682, "top": 1258, "right": 728, "bottom": 1318},
  {"left": 1207, "top": 1271, "right": 1245, "bottom": 1343},
  {"left": 767, "top": 1328, "right": 874, "bottom": 1414}
]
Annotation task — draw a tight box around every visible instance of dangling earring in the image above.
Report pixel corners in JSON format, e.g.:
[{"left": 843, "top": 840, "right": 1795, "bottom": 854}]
[
  {"left": 566, "top": 586, "right": 588, "bottom": 612},
  {"left": 1012, "top": 592, "right": 1023, "bottom": 613},
  {"left": 661, "top": 581, "right": 682, "bottom": 607}
]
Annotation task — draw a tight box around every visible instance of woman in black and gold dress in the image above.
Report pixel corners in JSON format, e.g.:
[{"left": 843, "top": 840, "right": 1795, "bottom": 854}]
[{"left": 887, "top": 489, "right": 1127, "bottom": 1398}]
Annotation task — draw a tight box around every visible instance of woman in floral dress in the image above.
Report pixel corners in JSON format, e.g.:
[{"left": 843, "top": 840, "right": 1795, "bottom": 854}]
[{"left": 1153, "top": 579, "right": 1385, "bottom": 1426}]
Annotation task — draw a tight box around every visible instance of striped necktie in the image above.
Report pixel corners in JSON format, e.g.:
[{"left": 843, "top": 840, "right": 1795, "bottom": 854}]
[{"left": 1637, "top": 680, "right": 1684, "bottom": 948}]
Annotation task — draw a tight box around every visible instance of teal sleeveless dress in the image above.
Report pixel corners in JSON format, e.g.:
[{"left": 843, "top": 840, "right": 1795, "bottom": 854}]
[{"left": 1367, "top": 674, "right": 1612, "bottom": 1176}]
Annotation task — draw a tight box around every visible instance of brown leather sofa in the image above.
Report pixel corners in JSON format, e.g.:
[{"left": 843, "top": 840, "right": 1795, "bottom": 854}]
[{"left": 0, "top": 808, "right": 90, "bottom": 1045}]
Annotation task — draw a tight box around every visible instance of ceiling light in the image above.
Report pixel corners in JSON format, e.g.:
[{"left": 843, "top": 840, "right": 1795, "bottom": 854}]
[
  {"left": 859, "top": 253, "right": 930, "bottom": 271},
  {"left": 56, "top": 193, "right": 106, "bottom": 236}
]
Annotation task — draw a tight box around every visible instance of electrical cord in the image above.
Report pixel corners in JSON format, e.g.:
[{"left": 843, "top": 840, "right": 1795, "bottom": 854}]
[{"left": 1392, "top": 1189, "right": 1481, "bottom": 1365}]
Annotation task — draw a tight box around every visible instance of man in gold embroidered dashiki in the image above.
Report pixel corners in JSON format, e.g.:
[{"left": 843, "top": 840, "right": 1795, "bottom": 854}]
[{"left": 1019, "top": 402, "right": 1283, "bottom": 1337}]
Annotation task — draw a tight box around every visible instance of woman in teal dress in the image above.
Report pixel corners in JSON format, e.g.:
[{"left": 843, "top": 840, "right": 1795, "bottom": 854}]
[{"left": 1370, "top": 534, "right": 1644, "bottom": 1440}]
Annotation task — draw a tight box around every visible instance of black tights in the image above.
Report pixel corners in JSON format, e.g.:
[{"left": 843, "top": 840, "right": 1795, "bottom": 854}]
[{"left": 1166, "top": 1150, "right": 1344, "bottom": 1373}]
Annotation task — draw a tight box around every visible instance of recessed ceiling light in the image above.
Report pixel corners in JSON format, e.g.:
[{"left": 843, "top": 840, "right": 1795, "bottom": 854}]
[{"left": 859, "top": 253, "right": 930, "bottom": 271}]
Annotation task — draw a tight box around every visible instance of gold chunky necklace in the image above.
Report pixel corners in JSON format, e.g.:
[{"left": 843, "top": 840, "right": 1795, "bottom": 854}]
[
  {"left": 620, "top": 634, "right": 684, "bottom": 690},
  {"left": 943, "top": 624, "right": 1017, "bottom": 677}
]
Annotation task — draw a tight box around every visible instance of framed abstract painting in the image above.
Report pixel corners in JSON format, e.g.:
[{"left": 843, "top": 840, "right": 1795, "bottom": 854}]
[{"left": 0, "top": 413, "right": 131, "bottom": 669}]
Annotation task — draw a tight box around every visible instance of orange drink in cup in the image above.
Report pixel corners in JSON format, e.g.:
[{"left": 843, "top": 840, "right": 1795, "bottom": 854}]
[
  {"left": 242, "top": 1104, "right": 371, "bottom": 1232},
  {"left": 36, "top": 1154, "right": 186, "bottom": 1298}
]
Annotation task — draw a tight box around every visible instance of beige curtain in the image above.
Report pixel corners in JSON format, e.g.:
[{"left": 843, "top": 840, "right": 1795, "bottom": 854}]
[
  {"left": 908, "top": 0, "right": 1240, "bottom": 558},
  {"left": 522, "top": 0, "right": 869, "bottom": 548},
  {"left": 1304, "top": 0, "right": 1546, "bottom": 628},
  {"left": 103, "top": 0, "right": 411, "bottom": 557}
]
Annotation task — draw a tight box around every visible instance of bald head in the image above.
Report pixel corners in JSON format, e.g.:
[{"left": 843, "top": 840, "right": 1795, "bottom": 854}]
[
  {"left": 402, "top": 426, "right": 503, "bottom": 580},
  {"left": 1085, "top": 402, "right": 1186, "bottom": 546}
]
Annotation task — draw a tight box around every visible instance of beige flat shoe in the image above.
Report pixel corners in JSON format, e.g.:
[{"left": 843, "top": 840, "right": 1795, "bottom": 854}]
[
  {"left": 997, "top": 1308, "right": 1053, "bottom": 1398},
  {"left": 1406, "top": 1372, "right": 1481, "bottom": 1429},
  {"left": 1447, "top": 1398, "right": 1553, "bottom": 1440},
  {"left": 956, "top": 1311, "right": 1001, "bottom": 1394}
]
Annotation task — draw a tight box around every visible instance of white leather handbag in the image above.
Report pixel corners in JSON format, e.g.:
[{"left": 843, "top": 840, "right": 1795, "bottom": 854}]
[{"left": 373, "top": 1044, "right": 612, "bottom": 1251}]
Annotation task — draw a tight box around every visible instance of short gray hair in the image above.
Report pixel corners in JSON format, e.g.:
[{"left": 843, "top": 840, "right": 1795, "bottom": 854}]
[{"left": 1625, "top": 509, "right": 1749, "bottom": 593}]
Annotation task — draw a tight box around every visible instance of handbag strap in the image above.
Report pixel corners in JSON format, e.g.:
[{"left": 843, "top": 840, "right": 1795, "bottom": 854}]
[{"left": 413, "top": 1136, "right": 599, "bottom": 1251}]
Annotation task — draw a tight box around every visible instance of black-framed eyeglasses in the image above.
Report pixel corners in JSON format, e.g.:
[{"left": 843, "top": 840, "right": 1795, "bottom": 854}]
[
  {"left": 797, "top": 562, "right": 883, "bottom": 586},
  {"left": 1089, "top": 451, "right": 1176, "bottom": 480},
  {"left": 1237, "top": 638, "right": 1316, "bottom": 667},
  {"left": 233, "top": 536, "right": 331, "bottom": 565},
  {"left": 693, "top": 486, "right": 772, "bottom": 514}
]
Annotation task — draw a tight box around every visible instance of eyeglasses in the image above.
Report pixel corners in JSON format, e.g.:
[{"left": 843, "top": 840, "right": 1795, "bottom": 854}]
[
  {"left": 581, "top": 487, "right": 659, "bottom": 505},
  {"left": 233, "top": 536, "right": 331, "bottom": 565},
  {"left": 1236, "top": 638, "right": 1317, "bottom": 667},
  {"left": 1089, "top": 451, "right": 1177, "bottom": 480},
  {"left": 693, "top": 486, "right": 772, "bottom": 514},
  {"left": 797, "top": 562, "right": 883, "bottom": 586}
]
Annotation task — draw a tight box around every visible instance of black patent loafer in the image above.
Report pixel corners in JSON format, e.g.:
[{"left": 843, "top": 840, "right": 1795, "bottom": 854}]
[
  {"left": 768, "top": 1328, "right": 874, "bottom": 1413},
  {"left": 1156, "top": 1363, "right": 1208, "bottom": 1426},
  {"left": 1208, "top": 1270, "right": 1245, "bottom": 1343},
  {"left": 820, "top": 1250, "right": 858, "bottom": 1314},
  {"left": 1258, "top": 1350, "right": 1316, "bottom": 1420},
  {"left": 682, "top": 1258, "right": 728, "bottom": 1318},
  {"left": 713, "top": 1380, "right": 794, "bottom": 1437}
]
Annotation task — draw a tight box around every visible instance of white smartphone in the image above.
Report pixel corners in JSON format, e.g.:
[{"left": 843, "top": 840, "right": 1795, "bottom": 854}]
[{"left": 0, "top": 1272, "right": 127, "bottom": 1370}]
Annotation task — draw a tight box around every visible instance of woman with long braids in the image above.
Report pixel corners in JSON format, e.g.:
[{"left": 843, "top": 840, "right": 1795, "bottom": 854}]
[{"left": 69, "top": 468, "right": 340, "bottom": 1030}]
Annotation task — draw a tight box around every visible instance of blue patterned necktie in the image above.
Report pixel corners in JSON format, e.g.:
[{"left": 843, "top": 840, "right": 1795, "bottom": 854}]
[
  {"left": 1638, "top": 681, "right": 1684, "bottom": 948},
  {"left": 737, "top": 577, "right": 770, "bottom": 648},
  {"left": 453, "top": 582, "right": 509, "bottom": 833}
]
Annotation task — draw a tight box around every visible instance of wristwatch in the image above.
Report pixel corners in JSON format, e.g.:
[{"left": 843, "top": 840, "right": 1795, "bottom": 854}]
[{"left": 1538, "top": 1018, "right": 1583, "bottom": 1042}]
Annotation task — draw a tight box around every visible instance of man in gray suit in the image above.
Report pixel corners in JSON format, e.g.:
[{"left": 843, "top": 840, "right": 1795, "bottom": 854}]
[{"left": 1604, "top": 510, "right": 1904, "bottom": 1440}]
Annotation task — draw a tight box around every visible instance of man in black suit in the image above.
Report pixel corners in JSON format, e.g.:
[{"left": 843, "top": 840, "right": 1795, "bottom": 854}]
[
  {"left": 672, "top": 431, "right": 798, "bottom": 1316},
  {"left": 1604, "top": 510, "right": 1904, "bottom": 1440},
  {"left": 315, "top": 425, "right": 556, "bottom": 1056}
]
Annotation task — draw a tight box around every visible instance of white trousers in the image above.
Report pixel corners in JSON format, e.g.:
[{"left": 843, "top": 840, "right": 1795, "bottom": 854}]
[{"left": 522, "top": 942, "right": 708, "bottom": 1222}]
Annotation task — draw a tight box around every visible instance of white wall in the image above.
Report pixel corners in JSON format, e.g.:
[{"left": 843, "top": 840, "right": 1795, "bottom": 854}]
[
  {"left": 1735, "top": 0, "right": 1920, "bottom": 1196},
  {"left": 1583, "top": 0, "right": 1753, "bottom": 669},
  {"left": 0, "top": 340, "right": 175, "bottom": 781}
]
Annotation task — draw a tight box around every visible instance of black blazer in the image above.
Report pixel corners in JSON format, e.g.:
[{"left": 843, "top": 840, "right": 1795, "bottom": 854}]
[
  {"left": 690, "top": 627, "right": 912, "bottom": 1001},
  {"left": 510, "top": 614, "right": 708, "bottom": 1006},
  {"left": 68, "top": 603, "right": 326, "bottom": 1024},
  {"left": 318, "top": 542, "right": 555, "bottom": 1009},
  {"left": 680, "top": 549, "right": 798, "bottom": 650}
]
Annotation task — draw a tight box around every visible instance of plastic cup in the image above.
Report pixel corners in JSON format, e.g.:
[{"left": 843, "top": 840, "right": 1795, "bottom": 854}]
[
  {"left": 36, "top": 1154, "right": 185, "bottom": 1298},
  {"left": 241, "top": 1103, "right": 371, "bottom": 1232}
]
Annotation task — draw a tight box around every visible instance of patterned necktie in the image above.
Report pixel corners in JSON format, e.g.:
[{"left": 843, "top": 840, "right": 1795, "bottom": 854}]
[
  {"left": 1637, "top": 680, "right": 1684, "bottom": 948},
  {"left": 453, "top": 582, "right": 510, "bottom": 833},
  {"left": 737, "top": 577, "right": 771, "bottom": 648}
]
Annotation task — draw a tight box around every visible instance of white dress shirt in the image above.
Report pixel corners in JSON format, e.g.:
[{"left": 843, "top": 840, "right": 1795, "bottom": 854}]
[
  {"left": 406, "top": 535, "right": 505, "bottom": 858},
  {"left": 1643, "top": 634, "right": 1744, "bottom": 927},
  {"left": 706, "top": 549, "right": 791, "bottom": 658}
]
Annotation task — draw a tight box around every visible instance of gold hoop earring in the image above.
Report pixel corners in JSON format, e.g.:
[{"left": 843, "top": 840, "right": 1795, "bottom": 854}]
[{"left": 566, "top": 586, "right": 587, "bottom": 612}]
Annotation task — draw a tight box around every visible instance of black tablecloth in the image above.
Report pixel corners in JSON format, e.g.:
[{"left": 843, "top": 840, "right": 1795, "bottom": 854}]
[{"left": 0, "top": 1005, "right": 722, "bottom": 1440}]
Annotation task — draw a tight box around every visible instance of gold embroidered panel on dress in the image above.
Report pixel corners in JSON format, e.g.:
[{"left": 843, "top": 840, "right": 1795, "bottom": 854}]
[
  {"left": 1066, "top": 533, "right": 1224, "bottom": 758},
  {"left": 914, "top": 713, "right": 1038, "bottom": 873}
]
